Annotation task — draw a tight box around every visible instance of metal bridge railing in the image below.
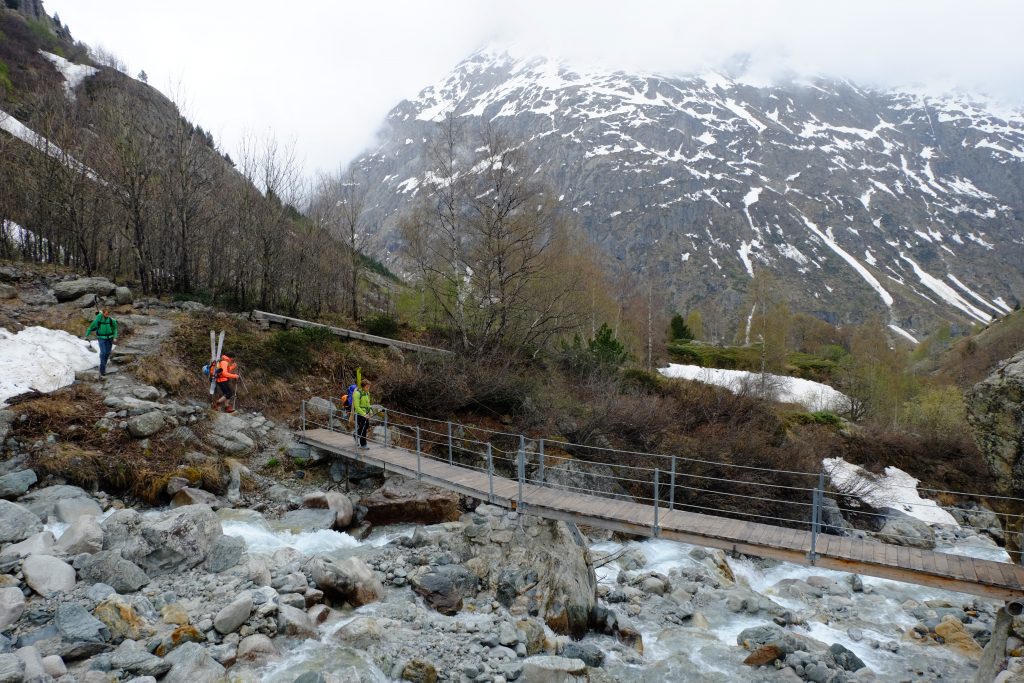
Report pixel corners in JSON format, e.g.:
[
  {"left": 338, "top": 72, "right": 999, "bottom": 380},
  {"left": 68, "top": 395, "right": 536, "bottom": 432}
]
[{"left": 299, "top": 399, "right": 1024, "bottom": 565}]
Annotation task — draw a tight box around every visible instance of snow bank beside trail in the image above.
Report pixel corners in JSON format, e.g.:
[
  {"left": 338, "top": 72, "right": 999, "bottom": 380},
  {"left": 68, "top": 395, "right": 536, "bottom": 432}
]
[
  {"left": 0, "top": 327, "right": 97, "bottom": 405},
  {"left": 824, "top": 457, "right": 958, "bottom": 526},
  {"left": 659, "top": 363, "right": 847, "bottom": 412}
]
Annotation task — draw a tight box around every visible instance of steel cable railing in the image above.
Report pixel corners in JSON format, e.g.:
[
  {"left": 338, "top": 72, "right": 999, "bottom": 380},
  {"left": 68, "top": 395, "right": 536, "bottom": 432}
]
[{"left": 299, "top": 400, "right": 1024, "bottom": 565}]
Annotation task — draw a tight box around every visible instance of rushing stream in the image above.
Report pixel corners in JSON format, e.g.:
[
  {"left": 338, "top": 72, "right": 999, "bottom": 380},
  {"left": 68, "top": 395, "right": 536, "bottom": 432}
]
[{"left": 209, "top": 507, "right": 1005, "bottom": 681}]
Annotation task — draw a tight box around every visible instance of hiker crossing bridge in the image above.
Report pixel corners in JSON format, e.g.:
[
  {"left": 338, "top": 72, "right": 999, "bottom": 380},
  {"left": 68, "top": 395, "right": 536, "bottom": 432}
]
[{"left": 297, "top": 401, "right": 1024, "bottom": 602}]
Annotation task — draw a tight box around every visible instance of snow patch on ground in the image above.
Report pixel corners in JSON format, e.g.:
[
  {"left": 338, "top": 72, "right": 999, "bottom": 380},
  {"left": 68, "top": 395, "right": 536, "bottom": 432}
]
[
  {"left": 888, "top": 324, "right": 919, "bottom": 344},
  {"left": 40, "top": 51, "right": 98, "bottom": 100},
  {"left": 0, "top": 327, "right": 97, "bottom": 405},
  {"left": 824, "top": 457, "right": 958, "bottom": 526},
  {"left": 659, "top": 363, "right": 846, "bottom": 412}
]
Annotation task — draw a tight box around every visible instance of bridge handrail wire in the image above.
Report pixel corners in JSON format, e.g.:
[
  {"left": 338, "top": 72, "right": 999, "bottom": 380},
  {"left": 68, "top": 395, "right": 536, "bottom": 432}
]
[{"left": 301, "top": 400, "right": 1024, "bottom": 559}]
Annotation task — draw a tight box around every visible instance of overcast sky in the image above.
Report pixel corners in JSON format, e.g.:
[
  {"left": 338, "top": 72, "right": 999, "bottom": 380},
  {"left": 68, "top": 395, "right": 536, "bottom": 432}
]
[{"left": 46, "top": 1, "right": 1024, "bottom": 179}]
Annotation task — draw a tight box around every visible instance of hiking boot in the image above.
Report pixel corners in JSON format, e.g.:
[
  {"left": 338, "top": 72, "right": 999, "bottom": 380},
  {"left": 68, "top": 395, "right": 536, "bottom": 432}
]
[{"left": 224, "top": 406, "right": 235, "bottom": 413}]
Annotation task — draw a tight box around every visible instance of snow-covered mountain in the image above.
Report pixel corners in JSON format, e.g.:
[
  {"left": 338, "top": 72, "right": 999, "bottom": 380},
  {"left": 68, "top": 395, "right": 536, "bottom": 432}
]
[{"left": 350, "top": 47, "right": 1024, "bottom": 338}]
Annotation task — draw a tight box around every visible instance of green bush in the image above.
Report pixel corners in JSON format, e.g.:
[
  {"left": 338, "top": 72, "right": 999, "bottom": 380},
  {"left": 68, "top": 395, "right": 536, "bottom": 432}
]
[
  {"left": 902, "top": 385, "right": 968, "bottom": 443},
  {"left": 788, "top": 411, "right": 844, "bottom": 428},
  {"left": 620, "top": 368, "right": 663, "bottom": 394},
  {"left": 669, "top": 314, "right": 693, "bottom": 341},
  {"left": 363, "top": 313, "right": 400, "bottom": 338}
]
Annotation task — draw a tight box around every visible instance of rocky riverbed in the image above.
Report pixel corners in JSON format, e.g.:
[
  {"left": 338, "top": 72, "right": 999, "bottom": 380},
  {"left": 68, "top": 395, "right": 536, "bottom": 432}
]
[{"left": 2, "top": 270, "right": 1024, "bottom": 682}]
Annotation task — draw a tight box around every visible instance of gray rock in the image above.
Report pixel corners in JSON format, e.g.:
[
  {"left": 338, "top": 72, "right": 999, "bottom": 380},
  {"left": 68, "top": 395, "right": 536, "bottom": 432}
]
[
  {"left": 325, "top": 491, "right": 354, "bottom": 528},
  {"left": 100, "top": 509, "right": 151, "bottom": 560},
  {"left": 170, "top": 488, "right": 218, "bottom": 509},
  {"left": 22, "top": 554, "right": 76, "bottom": 597},
  {"left": 54, "top": 516, "right": 104, "bottom": 555},
  {"left": 114, "top": 287, "right": 133, "bottom": 305},
  {"left": 40, "top": 654, "right": 66, "bottom": 678},
  {"left": 205, "top": 413, "right": 255, "bottom": 453},
  {"left": 110, "top": 641, "right": 171, "bottom": 678},
  {"left": 86, "top": 583, "right": 116, "bottom": 601},
  {"left": 236, "top": 634, "right": 276, "bottom": 663},
  {"left": 875, "top": 513, "right": 936, "bottom": 549},
  {"left": 520, "top": 655, "right": 587, "bottom": 681},
  {"left": 79, "top": 551, "right": 150, "bottom": 593},
  {"left": 136, "top": 505, "right": 222, "bottom": 576},
  {"left": 53, "top": 496, "right": 103, "bottom": 523},
  {"left": 205, "top": 535, "right": 244, "bottom": 573},
  {"left": 0, "top": 500, "right": 42, "bottom": 543},
  {"left": 276, "top": 604, "right": 315, "bottom": 638},
  {"left": 279, "top": 508, "right": 336, "bottom": 532},
  {"left": 411, "top": 565, "right": 478, "bottom": 616},
  {"left": 306, "top": 556, "right": 383, "bottom": 607},
  {"left": 829, "top": 643, "right": 865, "bottom": 671},
  {"left": 14, "top": 645, "right": 46, "bottom": 682},
  {"left": 561, "top": 641, "right": 604, "bottom": 667},
  {"left": 55, "top": 603, "right": 110, "bottom": 643},
  {"left": 0, "top": 284, "right": 14, "bottom": 300},
  {"left": 19, "top": 485, "right": 90, "bottom": 522},
  {"left": 0, "top": 470, "right": 37, "bottom": 499},
  {"left": 52, "top": 277, "right": 116, "bottom": 302},
  {"left": 127, "top": 411, "right": 165, "bottom": 439},
  {"left": 0, "top": 531, "right": 55, "bottom": 559},
  {"left": 213, "top": 593, "right": 252, "bottom": 634},
  {"left": 161, "top": 642, "right": 226, "bottom": 683},
  {"left": 0, "top": 653, "right": 24, "bottom": 683},
  {"left": 0, "top": 587, "right": 25, "bottom": 630}
]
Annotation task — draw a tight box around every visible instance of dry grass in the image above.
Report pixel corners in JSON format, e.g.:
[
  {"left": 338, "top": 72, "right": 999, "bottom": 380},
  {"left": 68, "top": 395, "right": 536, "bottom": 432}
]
[
  {"left": 14, "top": 384, "right": 225, "bottom": 504},
  {"left": 130, "top": 348, "right": 193, "bottom": 394}
]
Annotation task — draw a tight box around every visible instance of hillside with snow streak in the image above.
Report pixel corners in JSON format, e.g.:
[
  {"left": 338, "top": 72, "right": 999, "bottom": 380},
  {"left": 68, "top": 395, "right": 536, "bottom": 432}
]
[{"left": 351, "top": 47, "right": 1024, "bottom": 337}]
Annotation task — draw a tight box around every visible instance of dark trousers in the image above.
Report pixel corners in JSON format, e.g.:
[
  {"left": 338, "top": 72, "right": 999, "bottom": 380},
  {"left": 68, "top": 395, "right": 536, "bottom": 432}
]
[
  {"left": 357, "top": 414, "right": 370, "bottom": 447},
  {"left": 98, "top": 338, "right": 113, "bottom": 375}
]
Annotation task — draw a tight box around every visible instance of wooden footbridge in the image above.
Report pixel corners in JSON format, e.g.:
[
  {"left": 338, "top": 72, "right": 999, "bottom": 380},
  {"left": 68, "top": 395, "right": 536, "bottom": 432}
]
[{"left": 298, "top": 403, "right": 1024, "bottom": 602}]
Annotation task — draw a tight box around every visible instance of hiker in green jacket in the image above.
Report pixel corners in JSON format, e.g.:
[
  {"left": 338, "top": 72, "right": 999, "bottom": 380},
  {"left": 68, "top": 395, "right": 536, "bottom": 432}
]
[
  {"left": 85, "top": 308, "right": 118, "bottom": 376},
  {"left": 353, "top": 379, "right": 374, "bottom": 449}
]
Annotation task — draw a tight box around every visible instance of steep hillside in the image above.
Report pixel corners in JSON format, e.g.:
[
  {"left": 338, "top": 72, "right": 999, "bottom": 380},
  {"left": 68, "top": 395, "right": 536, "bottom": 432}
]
[{"left": 350, "top": 47, "right": 1024, "bottom": 339}]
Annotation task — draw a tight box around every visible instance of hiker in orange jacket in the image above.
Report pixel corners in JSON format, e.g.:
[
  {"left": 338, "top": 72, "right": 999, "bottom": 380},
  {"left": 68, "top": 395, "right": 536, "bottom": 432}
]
[{"left": 212, "top": 353, "right": 239, "bottom": 413}]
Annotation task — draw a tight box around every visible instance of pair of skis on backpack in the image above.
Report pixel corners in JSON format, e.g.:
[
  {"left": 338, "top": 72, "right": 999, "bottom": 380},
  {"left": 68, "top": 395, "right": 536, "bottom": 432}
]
[{"left": 204, "top": 330, "right": 225, "bottom": 395}]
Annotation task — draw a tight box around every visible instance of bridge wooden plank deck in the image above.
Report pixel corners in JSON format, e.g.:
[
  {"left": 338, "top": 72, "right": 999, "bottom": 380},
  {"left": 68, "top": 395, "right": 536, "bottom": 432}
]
[{"left": 300, "top": 427, "right": 1024, "bottom": 601}]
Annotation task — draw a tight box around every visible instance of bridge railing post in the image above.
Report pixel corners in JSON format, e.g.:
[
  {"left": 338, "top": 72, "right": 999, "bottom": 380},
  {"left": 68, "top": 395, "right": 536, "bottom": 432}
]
[
  {"left": 328, "top": 402, "right": 335, "bottom": 432},
  {"left": 517, "top": 435, "right": 525, "bottom": 510},
  {"left": 487, "top": 443, "right": 494, "bottom": 504},
  {"left": 300, "top": 401, "right": 306, "bottom": 434},
  {"left": 447, "top": 421, "right": 453, "bottom": 465},
  {"left": 416, "top": 426, "right": 421, "bottom": 479},
  {"left": 653, "top": 468, "right": 661, "bottom": 537},
  {"left": 383, "top": 410, "right": 389, "bottom": 448},
  {"left": 538, "top": 439, "right": 545, "bottom": 485},
  {"left": 809, "top": 469, "right": 825, "bottom": 565},
  {"left": 669, "top": 456, "right": 676, "bottom": 511}
]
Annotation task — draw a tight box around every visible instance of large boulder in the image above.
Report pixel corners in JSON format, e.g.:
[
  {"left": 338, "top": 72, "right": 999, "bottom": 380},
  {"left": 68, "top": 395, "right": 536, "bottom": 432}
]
[
  {"left": 967, "top": 350, "right": 1024, "bottom": 549},
  {"left": 520, "top": 656, "right": 587, "bottom": 682},
  {"left": 53, "top": 496, "right": 102, "bottom": 523},
  {"left": 101, "top": 508, "right": 152, "bottom": 560},
  {"left": 0, "top": 500, "right": 41, "bottom": 543},
  {"left": 79, "top": 551, "right": 150, "bottom": 593},
  {"left": 114, "top": 286, "right": 133, "bottom": 305},
  {"left": 236, "top": 634, "right": 277, "bottom": 663},
  {"left": 136, "top": 505, "right": 223, "bottom": 576},
  {"left": 410, "top": 565, "right": 478, "bottom": 616},
  {"left": 306, "top": 556, "right": 383, "bottom": 607},
  {"left": 469, "top": 507, "right": 596, "bottom": 639},
  {"left": 54, "top": 516, "right": 104, "bottom": 555},
  {"left": 18, "top": 484, "right": 91, "bottom": 521},
  {"left": 325, "top": 491, "right": 354, "bottom": 528},
  {"left": 52, "top": 277, "right": 116, "bottom": 302},
  {"left": 358, "top": 476, "right": 460, "bottom": 525},
  {"left": 205, "top": 535, "right": 245, "bottom": 573},
  {"left": 276, "top": 604, "right": 316, "bottom": 638},
  {"left": 0, "top": 654, "right": 24, "bottom": 683},
  {"left": 170, "top": 487, "right": 219, "bottom": 508},
  {"left": 0, "top": 469, "right": 37, "bottom": 499},
  {"left": 874, "top": 513, "right": 936, "bottom": 549},
  {"left": 279, "top": 508, "right": 337, "bottom": 532},
  {"left": 0, "top": 531, "right": 55, "bottom": 559},
  {"left": 22, "top": 554, "right": 76, "bottom": 597}
]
